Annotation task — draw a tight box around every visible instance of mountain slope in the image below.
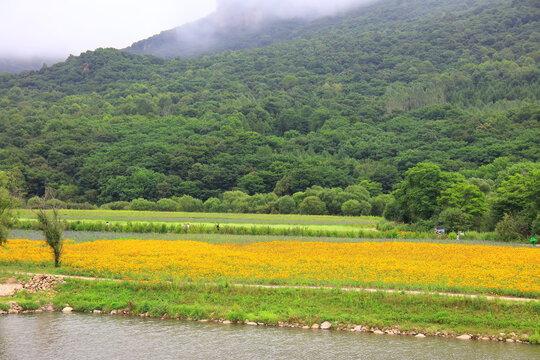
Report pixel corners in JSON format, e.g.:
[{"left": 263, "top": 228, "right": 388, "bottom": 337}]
[
  {"left": 0, "top": 0, "right": 538, "bottom": 203},
  {"left": 125, "top": 14, "right": 312, "bottom": 59}
]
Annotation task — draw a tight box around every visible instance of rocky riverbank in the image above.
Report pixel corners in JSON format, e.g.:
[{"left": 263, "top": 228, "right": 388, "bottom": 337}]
[{"left": 0, "top": 275, "right": 535, "bottom": 345}]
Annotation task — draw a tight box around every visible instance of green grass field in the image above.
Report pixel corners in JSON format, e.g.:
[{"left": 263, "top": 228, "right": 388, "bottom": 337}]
[
  {"left": 14, "top": 209, "right": 509, "bottom": 242},
  {"left": 16, "top": 209, "right": 379, "bottom": 225}
]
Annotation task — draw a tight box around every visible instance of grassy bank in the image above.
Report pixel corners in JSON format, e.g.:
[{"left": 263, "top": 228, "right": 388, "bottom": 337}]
[{"left": 2, "top": 278, "right": 538, "bottom": 343}]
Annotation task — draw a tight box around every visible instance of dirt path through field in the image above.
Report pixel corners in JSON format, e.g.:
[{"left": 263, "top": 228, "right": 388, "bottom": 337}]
[{"left": 4, "top": 272, "right": 538, "bottom": 302}]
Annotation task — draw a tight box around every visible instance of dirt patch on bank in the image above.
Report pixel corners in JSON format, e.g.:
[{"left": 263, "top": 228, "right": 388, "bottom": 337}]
[{"left": 0, "top": 283, "right": 23, "bottom": 296}]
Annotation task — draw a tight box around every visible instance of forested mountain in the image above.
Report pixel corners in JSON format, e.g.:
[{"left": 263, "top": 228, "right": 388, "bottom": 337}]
[
  {"left": 0, "top": 0, "right": 538, "bottom": 214},
  {"left": 125, "top": 10, "right": 311, "bottom": 59},
  {"left": 124, "top": 0, "right": 364, "bottom": 59}
]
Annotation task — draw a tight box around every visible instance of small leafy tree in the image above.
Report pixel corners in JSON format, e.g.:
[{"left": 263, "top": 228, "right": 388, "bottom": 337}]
[
  {"left": 0, "top": 186, "right": 17, "bottom": 246},
  {"left": 35, "top": 191, "right": 64, "bottom": 267}
]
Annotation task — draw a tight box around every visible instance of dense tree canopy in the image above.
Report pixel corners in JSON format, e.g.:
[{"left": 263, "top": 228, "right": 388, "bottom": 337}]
[{"left": 0, "top": 0, "right": 537, "bottom": 238}]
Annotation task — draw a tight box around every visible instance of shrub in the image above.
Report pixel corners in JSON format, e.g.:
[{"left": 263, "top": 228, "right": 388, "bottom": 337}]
[
  {"left": 203, "top": 197, "right": 227, "bottom": 213},
  {"left": 129, "top": 198, "right": 157, "bottom": 211},
  {"left": 495, "top": 214, "right": 530, "bottom": 242},
  {"left": 376, "top": 218, "right": 395, "bottom": 231},
  {"left": 299, "top": 196, "right": 327, "bottom": 215},
  {"left": 45, "top": 199, "right": 66, "bottom": 209},
  {"left": 103, "top": 201, "right": 130, "bottom": 210},
  {"left": 531, "top": 213, "right": 540, "bottom": 237},
  {"left": 415, "top": 219, "right": 436, "bottom": 232},
  {"left": 437, "top": 207, "right": 470, "bottom": 233},
  {"left": 66, "top": 202, "right": 97, "bottom": 210},
  {"left": 26, "top": 196, "right": 42, "bottom": 209},
  {"left": 175, "top": 195, "right": 203, "bottom": 212},
  {"left": 341, "top": 200, "right": 362, "bottom": 216},
  {"left": 156, "top": 198, "right": 179, "bottom": 212},
  {"left": 369, "top": 194, "right": 393, "bottom": 217},
  {"left": 529, "top": 333, "right": 540, "bottom": 345},
  {"left": 383, "top": 199, "right": 402, "bottom": 222},
  {"left": 276, "top": 195, "right": 296, "bottom": 214}
]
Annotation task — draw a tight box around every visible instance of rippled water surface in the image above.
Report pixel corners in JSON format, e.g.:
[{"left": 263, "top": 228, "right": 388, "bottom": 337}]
[{"left": 0, "top": 314, "right": 537, "bottom": 360}]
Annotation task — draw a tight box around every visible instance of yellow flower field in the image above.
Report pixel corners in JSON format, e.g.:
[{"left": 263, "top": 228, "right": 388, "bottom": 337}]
[{"left": 1, "top": 239, "right": 539, "bottom": 295}]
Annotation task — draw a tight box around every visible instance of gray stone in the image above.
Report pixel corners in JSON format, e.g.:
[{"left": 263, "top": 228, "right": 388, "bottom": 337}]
[
  {"left": 311, "top": 323, "right": 320, "bottom": 329},
  {"left": 93, "top": 310, "right": 102, "bottom": 314},
  {"left": 222, "top": 320, "right": 232, "bottom": 325},
  {"left": 62, "top": 307, "right": 73, "bottom": 313},
  {"left": 456, "top": 334, "right": 471, "bottom": 340},
  {"left": 353, "top": 325, "right": 363, "bottom": 332},
  {"left": 246, "top": 321, "right": 258, "bottom": 326},
  {"left": 373, "top": 330, "right": 384, "bottom": 335},
  {"left": 415, "top": 334, "right": 426, "bottom": 338},
  {"left": 320, "top": 321, "right": 332, "bottom": 330}
]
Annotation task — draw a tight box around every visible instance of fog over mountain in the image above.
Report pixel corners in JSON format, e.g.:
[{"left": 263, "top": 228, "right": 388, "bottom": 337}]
[
  {"left": 214, "top": 0, "right": 376, "bottom": 21},
  {"left": 0, "top": 0, "right": 215, "bottom": 73},
  {"left": 126, "top": 0, "right": 377, "bottom": 58}
]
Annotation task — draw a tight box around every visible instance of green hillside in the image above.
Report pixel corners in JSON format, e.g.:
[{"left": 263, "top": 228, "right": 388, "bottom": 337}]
[
  {"left": 125, "top": 16, "right": 312, "bottom": 59},
  {"left": 0, "top": 0, "right": 538, "bottom": 226}
]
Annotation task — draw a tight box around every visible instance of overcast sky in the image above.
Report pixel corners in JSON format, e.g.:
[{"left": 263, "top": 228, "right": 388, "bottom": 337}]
[
  {"left": 0, "top": 0, "right": 217, "bottom": 58},
  {"left": 0, "top": 0, "right": 372, "bottom": 59}
]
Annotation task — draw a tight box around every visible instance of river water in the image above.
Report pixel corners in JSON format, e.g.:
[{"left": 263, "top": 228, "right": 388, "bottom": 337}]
[{"left": 0, "top": 314, "right": 537, "bottom": 360}]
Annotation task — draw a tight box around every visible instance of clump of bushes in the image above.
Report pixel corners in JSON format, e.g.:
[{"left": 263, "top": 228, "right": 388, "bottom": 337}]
[{"left": 495, "top": 214, "right": 530, "bottom": 242}]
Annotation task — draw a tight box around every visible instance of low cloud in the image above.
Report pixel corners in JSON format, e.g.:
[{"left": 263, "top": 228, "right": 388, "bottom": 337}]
[{"left": 216, "top": 0, "right": 376, "bottom": 19}]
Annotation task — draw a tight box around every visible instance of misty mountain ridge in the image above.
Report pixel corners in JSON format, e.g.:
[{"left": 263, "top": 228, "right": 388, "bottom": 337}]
[
  {"left": 125, "top": 12, "right": 302, "bottom": 59},
  {"left": 124, "top": 0, "right": 366, "bottom": 59}
]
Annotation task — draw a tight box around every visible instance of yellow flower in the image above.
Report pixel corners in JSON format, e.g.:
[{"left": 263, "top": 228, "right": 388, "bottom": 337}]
[{"left": 1, "top": 239, "right": 538, "bottom": 295}]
